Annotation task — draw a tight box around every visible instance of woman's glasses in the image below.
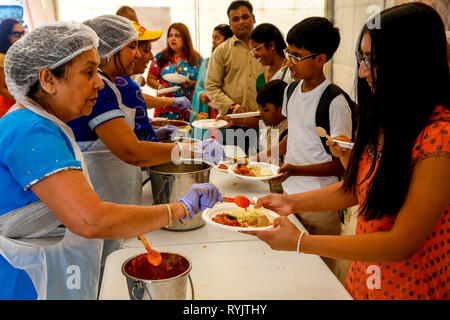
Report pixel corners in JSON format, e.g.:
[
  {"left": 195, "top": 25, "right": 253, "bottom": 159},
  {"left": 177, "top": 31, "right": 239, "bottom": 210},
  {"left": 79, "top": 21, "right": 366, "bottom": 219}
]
[
  {"left": 283, "top": 48, "right": 318, "bottom": 65},
  {"left": 355, "top": 51, "right": 371, "bottom": 69},
  {"left": 10, "top": 31, "right": 25, "bottom": 37},
  {"left": 250, "top": 43, "right": 265, "bottom": 55}
]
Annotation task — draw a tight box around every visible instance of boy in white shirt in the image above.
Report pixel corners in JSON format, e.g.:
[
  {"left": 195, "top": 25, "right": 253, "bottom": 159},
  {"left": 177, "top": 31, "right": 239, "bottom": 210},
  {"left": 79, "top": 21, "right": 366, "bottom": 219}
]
[{"left": 269, "top": 17, "right": 353, "bottom": 271}]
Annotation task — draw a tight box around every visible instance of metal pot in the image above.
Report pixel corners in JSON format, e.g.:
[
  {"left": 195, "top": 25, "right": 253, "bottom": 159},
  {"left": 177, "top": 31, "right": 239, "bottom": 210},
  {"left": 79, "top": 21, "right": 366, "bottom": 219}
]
[
  {"left": 122, "top": 252, "right": 194, "bottom": 300},
  {"left": 147, "top": 160, "right": 212, "bottom": 231}
]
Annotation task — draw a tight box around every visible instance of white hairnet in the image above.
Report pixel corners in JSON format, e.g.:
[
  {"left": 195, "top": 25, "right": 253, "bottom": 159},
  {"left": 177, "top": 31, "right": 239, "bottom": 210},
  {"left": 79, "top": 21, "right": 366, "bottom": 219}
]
[
  {"left": 83, "top": 15, "right": 138, "bottom": 59},
  {"left": 4, "top": 21, "right": 99, "bottom": 102}
]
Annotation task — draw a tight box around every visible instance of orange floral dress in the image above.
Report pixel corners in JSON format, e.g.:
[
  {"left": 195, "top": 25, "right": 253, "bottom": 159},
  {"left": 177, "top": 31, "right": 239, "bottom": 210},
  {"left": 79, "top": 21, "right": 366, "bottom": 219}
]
[{"left": 344, "top": 105, "right": 450, "bottom": 300}]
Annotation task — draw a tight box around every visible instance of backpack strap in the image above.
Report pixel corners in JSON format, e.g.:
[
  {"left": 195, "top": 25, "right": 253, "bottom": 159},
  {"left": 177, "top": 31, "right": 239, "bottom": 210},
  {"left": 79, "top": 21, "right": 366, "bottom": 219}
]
[
  {"left": 285, "top": 81, "right": 356, "bottom": 156},
  {"left": 284, "top": 80, "right": 300, "bottom": 118},
  {"left": 316, "top": 83, "right": 354, "bottom": 155}
]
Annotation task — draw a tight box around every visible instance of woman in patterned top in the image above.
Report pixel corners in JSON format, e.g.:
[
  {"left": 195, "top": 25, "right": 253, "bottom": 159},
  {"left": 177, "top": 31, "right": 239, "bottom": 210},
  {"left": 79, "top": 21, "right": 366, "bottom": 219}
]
[
  {"left": 0, "top": 18, "right": 25, "bottom": 117},
  {"left": 147, "top": 22, "right": 203, "bottom": 120},
  {"left": 242, "top": 2, "right": 449, "bottom": 300}
]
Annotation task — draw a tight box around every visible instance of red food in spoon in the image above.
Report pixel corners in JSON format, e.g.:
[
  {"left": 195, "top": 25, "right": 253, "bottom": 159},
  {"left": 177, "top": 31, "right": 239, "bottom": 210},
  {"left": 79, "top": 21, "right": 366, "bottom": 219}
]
[
  {"left": 223, "top": 195, "right": 251, "bottom": 209},
  {"left": 138, "top": 235, "right": 162, "bottom": 266}
]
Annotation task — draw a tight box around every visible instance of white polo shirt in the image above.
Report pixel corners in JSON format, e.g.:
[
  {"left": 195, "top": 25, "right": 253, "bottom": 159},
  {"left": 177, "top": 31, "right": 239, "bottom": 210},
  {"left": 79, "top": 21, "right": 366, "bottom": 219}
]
[{"left": 281, "top": 79, "right": 352, "bottom": 194}]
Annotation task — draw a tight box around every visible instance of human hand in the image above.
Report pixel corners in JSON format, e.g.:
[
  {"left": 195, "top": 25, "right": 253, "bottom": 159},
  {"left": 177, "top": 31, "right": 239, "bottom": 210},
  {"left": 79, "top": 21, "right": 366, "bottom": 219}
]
[
  {"left": 172, "top": 96, "right": 192, "bottom": 110},
  {"left": 326, "top": 139, "right": 349, "bottom": 158},
  {"left": 326, "top": 140, "right": 350, "bottom": 169},
  {"left": 254, "top": 193, "right": 294, "bottom": 216},
  {"left": 154, "top": 125, "right": 178, "bottom": 141},
  {"left": 177, "top": 183, "right": 224, "bottom": 219},
  {"left": 271, "top": 163, "right": 295, "bottom": 182},
  {"left": 215, "top": 115, "right": 233, "bottom": 128},
  {"left": 200, "top": 93, "right": 210, "bottom": 104},
  {"left": 231, "top": 104, "right": 248, "bottom": 114},
  {"left": 195, "top": 139, "right": 225, "bottom": 165},
  {"left": 240, "top": 216, "right": 302, "bottom": 251},
  {"left": 181, "top": 79, "right": 196, "bottom": 89}
]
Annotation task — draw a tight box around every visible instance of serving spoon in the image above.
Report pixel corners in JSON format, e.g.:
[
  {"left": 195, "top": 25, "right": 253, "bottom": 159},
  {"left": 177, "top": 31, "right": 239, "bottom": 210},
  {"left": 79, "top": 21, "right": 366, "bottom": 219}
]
[
  {"left": 223, "top": 195, "right": 251, "bottom": 209},
  {"left": 138, "top": 235, "right": 162, "bottom": 266},
  {"left": 315, "top": 126, "right": 332, "bottom": 140}
]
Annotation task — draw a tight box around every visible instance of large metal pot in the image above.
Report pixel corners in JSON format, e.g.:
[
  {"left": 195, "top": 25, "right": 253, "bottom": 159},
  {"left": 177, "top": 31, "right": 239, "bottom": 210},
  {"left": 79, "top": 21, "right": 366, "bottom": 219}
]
[
  {"left": 122, "top": 252, "right": 194, "bottom": 300},
  {"left": 147, "top": 160, "right": 212, "bottom": 230}
]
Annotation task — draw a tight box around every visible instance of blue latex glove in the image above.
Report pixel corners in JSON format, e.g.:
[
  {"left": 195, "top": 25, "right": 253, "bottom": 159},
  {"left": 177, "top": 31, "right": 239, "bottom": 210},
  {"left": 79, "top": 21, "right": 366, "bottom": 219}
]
[
  {"left": 154, "top": 125, "right": 178, "bottom": 140},
  {"left": 195, "top": 139, "right": 225, "bottom": 165},
  {"left": 177, "top": 183, "right": 224, "bottom": 219},
  {"left": 172, "top": 96, "right": 192, "bottom": 110}
]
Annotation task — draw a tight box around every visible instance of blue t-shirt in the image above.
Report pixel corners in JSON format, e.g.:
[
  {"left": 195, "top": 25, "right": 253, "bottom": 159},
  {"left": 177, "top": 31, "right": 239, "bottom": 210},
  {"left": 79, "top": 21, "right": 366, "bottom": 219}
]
[
  {"left": 67, "top": 78, "right": 125, "bottom": 142},
  {"left": 114, "top": 76, "right": 159, "bottom": 142},
  {"left": 68, "top": 77, "right": 159, "bottom": 143},
  {"left": 0, "top": 109, "right": 82, "bottom": 300}
]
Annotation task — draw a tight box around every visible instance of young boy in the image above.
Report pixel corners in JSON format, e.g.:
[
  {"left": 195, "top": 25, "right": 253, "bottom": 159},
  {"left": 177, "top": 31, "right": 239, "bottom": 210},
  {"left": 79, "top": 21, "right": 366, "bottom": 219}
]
[
  {"left": 256, "top": 80, "right": 288, "bottom": 193},
  {"left": 271, "top": 17, "right": 352, "bottom": 270}
]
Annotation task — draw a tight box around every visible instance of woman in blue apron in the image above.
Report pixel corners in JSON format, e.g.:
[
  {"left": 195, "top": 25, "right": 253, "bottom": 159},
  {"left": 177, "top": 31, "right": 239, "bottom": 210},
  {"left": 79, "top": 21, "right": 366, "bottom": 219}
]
[
  {"left": 67, "top": 15, "right": 224, "bottom": 206},
  {"left": 0, "top": 21, "right": 223, "bottom": 300},
  {"left": 66, "top": 16, "right": 225, "bottom": 266}
]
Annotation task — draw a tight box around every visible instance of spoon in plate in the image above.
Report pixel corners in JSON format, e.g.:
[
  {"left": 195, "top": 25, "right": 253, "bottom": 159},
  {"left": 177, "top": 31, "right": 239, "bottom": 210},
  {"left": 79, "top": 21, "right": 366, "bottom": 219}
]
[{"left": 315, "top": 127, "right": 332, "bottom": 140}]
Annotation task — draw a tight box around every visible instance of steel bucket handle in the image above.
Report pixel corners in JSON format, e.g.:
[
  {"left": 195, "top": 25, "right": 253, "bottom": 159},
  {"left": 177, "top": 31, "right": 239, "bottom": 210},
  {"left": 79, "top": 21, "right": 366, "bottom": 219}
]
[
  {"left": 130, "top": 274, "right": 195, "bottom": 300},
  {"left": 153, "top": 174, "right": 175, "bottom": 204}
]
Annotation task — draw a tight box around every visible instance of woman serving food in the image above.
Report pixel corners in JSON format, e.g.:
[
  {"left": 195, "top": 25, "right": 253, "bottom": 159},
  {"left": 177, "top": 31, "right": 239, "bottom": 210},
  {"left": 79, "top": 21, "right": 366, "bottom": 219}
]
[{"left": 0, "top": 21, "right": 223, "bottom": 300}]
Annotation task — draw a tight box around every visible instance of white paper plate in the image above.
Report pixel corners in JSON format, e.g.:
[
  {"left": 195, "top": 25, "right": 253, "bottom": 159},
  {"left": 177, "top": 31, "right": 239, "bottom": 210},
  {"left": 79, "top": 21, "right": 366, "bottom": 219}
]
[
  {"left": 162, "top": 73, "right": 188, "bottom": 84},
  {"left": 332, "top": 139, "right": 354, "bottom": 149},
  {"left": 215, "top": 160, "right": 232, "bottom": 173},
  {"left": 202, "top": 203, "right": 279, "bottom": 232},
  {"left": 228, "top": 162, "right": 281, "bottom": 181},
  {"left": 156, "top": 86, "right": 180, "bottom": 94},
  {"left": 192, "top": 119, "right": 228, "bottom": 129},
  {"left": 227, "top": 111, "right": 260, "bottom": 119}
]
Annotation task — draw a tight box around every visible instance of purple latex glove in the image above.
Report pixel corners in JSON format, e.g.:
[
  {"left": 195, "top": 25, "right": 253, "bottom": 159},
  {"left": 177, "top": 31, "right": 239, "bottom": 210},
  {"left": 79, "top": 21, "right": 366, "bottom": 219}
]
[
  {"left": 172, "top": 96, "right": 192, "bottom": 110},
  {"left": 154, "top": 125, "right": 178, "bottom": 140},
  {"left": 195, "top": 139, "right": 226, "bottom": 165},
  {"left": 177, "top": 183, "right": 224, "bottom": 219}
]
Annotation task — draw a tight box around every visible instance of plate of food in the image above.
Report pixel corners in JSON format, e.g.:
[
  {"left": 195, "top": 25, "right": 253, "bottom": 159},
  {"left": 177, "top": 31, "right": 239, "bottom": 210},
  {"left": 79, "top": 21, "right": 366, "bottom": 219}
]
[
  {"left": 332, "top": 136, "right": 354, "bottom": 149},
  {"left": 228, "top": 162, "right": 281, "bottom": 181},
  {"left": 202, "top": 203, "right": 278, "bottom": 231},
  {"left": 162, "top": 73, "right": 189, "bottom": 84},
  {"left": 156, "top": 86, "right": 180, "bottom": 95},
  {"left": 192, "top": 119, "right": 228, "bottom": 129},
  {"left": 150, "top": 119, "right": 190, "bottom": 129},
  {"left": 215, "top": 160, "right": 232, "bottom": 173}
]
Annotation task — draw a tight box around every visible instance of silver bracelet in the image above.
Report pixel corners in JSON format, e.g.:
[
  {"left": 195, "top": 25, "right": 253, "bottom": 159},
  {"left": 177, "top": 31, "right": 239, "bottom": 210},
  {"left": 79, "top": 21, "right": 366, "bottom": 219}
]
[{"left": 296, "top": 231, "right": 305, "bottom": 254}]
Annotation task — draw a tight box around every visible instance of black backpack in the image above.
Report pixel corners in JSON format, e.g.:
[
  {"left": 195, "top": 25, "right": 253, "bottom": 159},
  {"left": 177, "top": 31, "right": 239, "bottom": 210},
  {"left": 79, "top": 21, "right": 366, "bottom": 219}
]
[{"left": 285, "top": 80, "right": 357, "bottom": 155}]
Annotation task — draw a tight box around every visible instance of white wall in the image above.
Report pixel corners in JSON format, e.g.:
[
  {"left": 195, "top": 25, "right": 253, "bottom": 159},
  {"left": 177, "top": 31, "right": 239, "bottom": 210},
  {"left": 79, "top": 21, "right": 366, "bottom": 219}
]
[
  {"left": 57, "top": 0, "right": 325, "bottom": 59},
  {"left": 331, "top": 0, "right": 385, "bottom": 100}
]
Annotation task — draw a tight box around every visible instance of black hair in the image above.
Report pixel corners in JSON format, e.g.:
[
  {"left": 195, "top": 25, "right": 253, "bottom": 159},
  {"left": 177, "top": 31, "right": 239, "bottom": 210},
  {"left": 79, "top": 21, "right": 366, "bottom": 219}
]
[
  {"left": 342, "top": 2, "right": 450, "bottom": 221},
  {"left": 286, "top": 17, "right": 340, "bottom": 61},
  {"left": 214, "top": 24, "right": 233, "bottom": 40},
  {"left": 249, "top": 23, "right": 286, "bottom": 57},
  {"left": 227, "top": 0, "right": 253, "bottom": 17},
  {"left": 0, "top": 18, "right": 22, "bottom": 53},
  {"left": 257, "top": 79, "right": 287, "bottom": 108}
]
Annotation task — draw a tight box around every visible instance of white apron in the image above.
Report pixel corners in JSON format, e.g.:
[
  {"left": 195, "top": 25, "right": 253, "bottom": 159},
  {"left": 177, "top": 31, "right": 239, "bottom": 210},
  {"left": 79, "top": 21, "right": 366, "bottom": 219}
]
[
  {"left": 0, "top": 98, "right": 103, "bottom": 300},
  {"left": 83, "top": 74, "right": 142, "bottom": 266}
]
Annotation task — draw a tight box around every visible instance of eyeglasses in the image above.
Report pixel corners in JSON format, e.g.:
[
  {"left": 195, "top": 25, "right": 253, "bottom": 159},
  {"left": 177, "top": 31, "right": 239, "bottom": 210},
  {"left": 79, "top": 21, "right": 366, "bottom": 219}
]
[
  {"left": 251, "top": 43, "right": 265, "bottom": 55},
  {"left": 283, "top": 48, "right": 318, "bottom": 65},
  {"left": 10, "top": 31, "right": 25, "bottom": 37},
  {"left": 355, "top": 51, "right": 371, "bottom": 69}
]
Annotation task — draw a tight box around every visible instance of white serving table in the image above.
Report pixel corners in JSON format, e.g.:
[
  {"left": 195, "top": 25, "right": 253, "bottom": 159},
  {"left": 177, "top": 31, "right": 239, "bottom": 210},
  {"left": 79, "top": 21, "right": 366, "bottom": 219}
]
[{"left": 99, "top": 167, "right": 353, "bottom": 300}]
